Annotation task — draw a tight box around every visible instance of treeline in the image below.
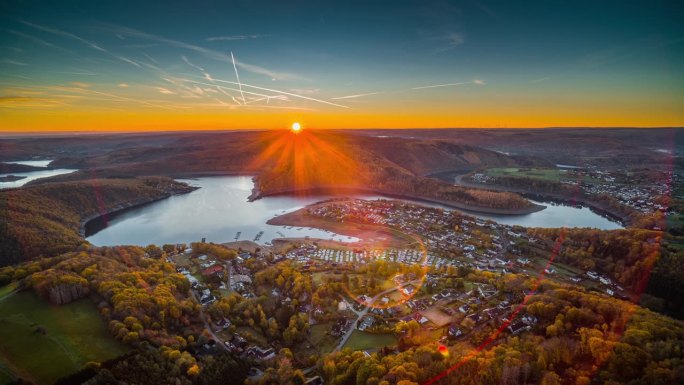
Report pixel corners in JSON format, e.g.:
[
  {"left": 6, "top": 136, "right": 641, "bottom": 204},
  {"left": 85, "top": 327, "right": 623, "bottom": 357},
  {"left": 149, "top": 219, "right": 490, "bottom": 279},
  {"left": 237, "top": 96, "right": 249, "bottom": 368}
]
[
  {"left": 319, "top": 283, "right": 684, "bottom": 385},
  {"left": 208, "top": 261, "right": 313, "bottom": 348},
  {"left": 56, "top": 346, "right": 250, "bottom": 385},
  {"left": 0, "top": 177, "right": 195, "bottom": 265},
  {"left": 528, "top": 228, "right": 662, "bottom": 291},
  {"left": 2, "top": 245, "right": 202, "bottom": 350}
]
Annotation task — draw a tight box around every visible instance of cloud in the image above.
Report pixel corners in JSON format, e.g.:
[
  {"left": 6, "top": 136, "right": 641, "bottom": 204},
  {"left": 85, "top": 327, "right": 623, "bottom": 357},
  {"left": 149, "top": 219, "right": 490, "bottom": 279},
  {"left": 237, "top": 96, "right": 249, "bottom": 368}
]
[
  {"left": 71, "top": 82, "right": 91, "bottom": 88},
  {"left": 289, "top": 88, "right": 321, "bottom": 95},
  {"left": 182, "top": 55, "right": 205, "bottom": 72},
  {"left": 118, "top": 83, "right": 129, "bottom": 88},
  {"left": 206, "top": 34, "right": 268, "bottom": 41},
  {"left": 330, "top": 91, "right": 383, "bottom": 100},
  {"left": 182, "top": 75, "right": 349, "bottom": 108},
  {"left": 473, "top": 79, "right": 485, "bottom": 85},
  {"left": 435, "top": 32, "right": 465, "bottom": 52},
  {"left": 20, "top": 20, "right": 106, "bottom": 52},
  {"left": 0, "top": 59, "right": 28, "bottom": 66},
  {"left": 7, "top": 29, "right": 60, "bottom": 49},
  {"left": 156, "top": 87, "right": 175, "bottom": 95},
  {"left": 0, "top": 96, "right": 65, "bottom": 108},
  {"left": 411, "top": 81, "right": 470, "bottom": 90},
  {"left": 106, "top": 25, "right": 303, "bottom": 80}
]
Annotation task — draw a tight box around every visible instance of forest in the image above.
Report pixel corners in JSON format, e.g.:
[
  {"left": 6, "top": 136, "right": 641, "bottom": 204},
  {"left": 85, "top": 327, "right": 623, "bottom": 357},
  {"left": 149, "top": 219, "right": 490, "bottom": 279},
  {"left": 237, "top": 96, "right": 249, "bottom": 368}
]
[{"left": 0, "top": 177, "right": 195, "bottom": 265}]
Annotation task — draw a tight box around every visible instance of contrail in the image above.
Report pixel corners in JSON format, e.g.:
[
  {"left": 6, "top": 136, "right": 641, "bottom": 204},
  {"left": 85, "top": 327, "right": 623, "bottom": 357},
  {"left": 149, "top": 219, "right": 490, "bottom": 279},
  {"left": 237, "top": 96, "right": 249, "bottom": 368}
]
[
  {"left": 231, "top": 52, "right": 246, "bottom": 104},
  {"left": 330, "top": 91, "right": 383, "bottom": 100},
  {"left": 410, "top": 82, "right": 471, "bottom": 90},
  {"left": 202, "top": 76, "right": 350, "bottom": 109}
]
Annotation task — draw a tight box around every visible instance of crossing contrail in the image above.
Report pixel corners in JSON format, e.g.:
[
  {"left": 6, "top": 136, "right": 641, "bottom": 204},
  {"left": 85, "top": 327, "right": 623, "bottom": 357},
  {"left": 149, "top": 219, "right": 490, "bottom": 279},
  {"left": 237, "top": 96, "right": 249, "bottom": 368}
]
[{"left": 231, "top": 51, "right": 246, "bottom": 104}]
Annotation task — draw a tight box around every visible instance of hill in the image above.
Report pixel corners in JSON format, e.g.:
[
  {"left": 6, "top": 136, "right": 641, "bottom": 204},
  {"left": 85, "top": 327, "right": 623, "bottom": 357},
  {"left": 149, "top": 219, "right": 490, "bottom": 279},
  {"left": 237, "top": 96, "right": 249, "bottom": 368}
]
[{"left": 0, "top": 177, "right": 195, "bottom": 265}]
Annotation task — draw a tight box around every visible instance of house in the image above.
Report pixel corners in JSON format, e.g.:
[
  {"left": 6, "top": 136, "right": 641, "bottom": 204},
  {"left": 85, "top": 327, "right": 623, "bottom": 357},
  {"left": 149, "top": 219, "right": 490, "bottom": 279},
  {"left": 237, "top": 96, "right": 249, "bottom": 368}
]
[
  {"left": 467, "top": 313, "right": 484, "bottom": 324},
  {"left": 587, "top": 271, "right": 599, "bottom": 279},
  {"left": 216, "top": 318, "right": 231, "bottom": 330},
  {"left": 508, "top": 320, "right": 530, "bottom": 335},
  {"left": 448, "top": 325, "right": 463, "bottom": 339},
  {"left": 402, "top": 285, "right": 415, "bottom": 296},
  {"left": 411, "top": 312, "right": 429, "bottom": 325},
  {"left": 358, "top": 315, "right": 376, "bottom": 331},
  {"left": 247, "top": 346, "right": 276, "bottom": 360},
  {"left": 521, "top": 314, "right": 538, "bottom": 326},
  {"left": 458, "top": 304, "right": 470, "bottom": 313},
  {"left": 202, "top": 264, "right": 224, "bottom": 276}
]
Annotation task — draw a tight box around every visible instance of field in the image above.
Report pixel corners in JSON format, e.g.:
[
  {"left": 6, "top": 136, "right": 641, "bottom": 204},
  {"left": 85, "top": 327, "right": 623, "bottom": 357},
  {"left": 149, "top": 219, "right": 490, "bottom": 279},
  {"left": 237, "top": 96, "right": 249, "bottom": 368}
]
[
  {"left": 342, "top": 330, "right": 397, "bottom": 351},
  {"left": 0, "top": 290, "right": 128, "bottom": 385},
  {"left": 484, "top": 167, "right": 597, "bottom": 183}
]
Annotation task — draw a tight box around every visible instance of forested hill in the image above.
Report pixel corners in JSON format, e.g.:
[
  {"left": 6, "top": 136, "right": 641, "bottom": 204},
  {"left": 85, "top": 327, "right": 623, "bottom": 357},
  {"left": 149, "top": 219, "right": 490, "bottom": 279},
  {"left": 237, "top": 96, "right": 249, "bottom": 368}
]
[
  {"left": 0, "top": 177, "right": 195, "bottom": 265},
  {"left": 5, "top": 131, "right": 545, "bottom": 212}
]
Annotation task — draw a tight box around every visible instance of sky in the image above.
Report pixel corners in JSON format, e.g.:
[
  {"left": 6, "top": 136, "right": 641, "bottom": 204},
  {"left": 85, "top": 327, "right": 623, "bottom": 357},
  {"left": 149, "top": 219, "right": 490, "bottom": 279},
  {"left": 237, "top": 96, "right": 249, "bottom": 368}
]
[{"left": 0, "top": 0, "right": 683, "bottom": 131}]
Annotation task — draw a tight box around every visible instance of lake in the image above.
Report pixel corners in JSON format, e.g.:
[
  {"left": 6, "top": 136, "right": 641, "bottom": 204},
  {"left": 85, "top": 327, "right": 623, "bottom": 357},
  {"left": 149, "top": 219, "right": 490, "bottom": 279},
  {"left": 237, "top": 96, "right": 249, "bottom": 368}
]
[
  {"left": 0, "top": 160, "right": 76, "bottom": 189},
  {"left": 87, "top": 176, "right": 366, "bottom": 246},
  {"left": 86, "top": 176, "right": 622, "bottom": 247}
]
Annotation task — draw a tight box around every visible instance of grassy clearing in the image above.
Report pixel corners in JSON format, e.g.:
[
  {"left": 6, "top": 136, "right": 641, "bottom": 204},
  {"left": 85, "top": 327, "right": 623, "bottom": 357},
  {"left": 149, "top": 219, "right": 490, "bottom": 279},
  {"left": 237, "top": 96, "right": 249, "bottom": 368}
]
[
  {"left": 342, "top": 330, "right": 397, "bottom": 351},
  {"left": 307, "top": 322, "right": 337, "bottom": 354},
  {"left": 485, "top": 167, "right": 597, "bottom": 183},
  {"left": 236, "top": 326, "right": 268, "bottom": 346},
  {"left": 0, "top": 290, "right": 128, "bottom": 385}
]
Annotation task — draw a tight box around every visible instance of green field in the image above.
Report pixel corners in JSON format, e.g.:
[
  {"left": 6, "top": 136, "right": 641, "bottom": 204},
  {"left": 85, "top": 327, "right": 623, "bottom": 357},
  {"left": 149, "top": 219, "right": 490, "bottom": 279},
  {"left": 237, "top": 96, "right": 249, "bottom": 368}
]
[
  {"left": 0, "top": 290, "right": 129, "bottom": 385},
  {"left": 484, "top": 167, "right": 596, "bottom": 183},
  {"left": 342, "top": 330, "right": 396, "bottom": 351},
  {"left": 309, "top": 322, "right": 337, "bottom": 354}
]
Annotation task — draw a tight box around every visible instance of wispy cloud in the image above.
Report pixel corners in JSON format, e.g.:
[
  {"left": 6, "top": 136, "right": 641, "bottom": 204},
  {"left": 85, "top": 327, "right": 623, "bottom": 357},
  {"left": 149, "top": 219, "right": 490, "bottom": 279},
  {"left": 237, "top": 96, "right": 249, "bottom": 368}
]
[
  {"left": 7, "top": 29, "right": 61, "bottom": 49},
  {"left": 106, "top": 25, "right": 302, "bottom": 81},
  {"left": 330, "top": 91, "right": 383, "bottom": 100},
  {"left": 20, "top": 20, "right": 147, "bottom": 70},
  {"left": 0, "top": 96, "right": 65, "bottom": 108},
  {"left": 206, "top": 34, "right": 268, "bottom": 41},
  {"left": 181, "top": 55, "right": 205, "bottom": 72},
  {"left": 20, "top": 20, "right": 106, "bottom": 52},
  {"left": 289, "top": 88, "right": 321, "bottom": 96},
  {"left": 0, "top": 59, "right": 28, "bottom": 66},
  {"left": 118, "top": 83, "right": 129, "bottom": 88},
  {"left": 435, "top": 32, "right": 465, "bottom": 52},
  {"left": 411, "top": 81, "right": 471, "bottom": 90},
  {"left": 182, "top": 75, "right": 349, "bottom": 108},
  {"left": 156, "top": 87, "right": 176, "bottom": 95}
]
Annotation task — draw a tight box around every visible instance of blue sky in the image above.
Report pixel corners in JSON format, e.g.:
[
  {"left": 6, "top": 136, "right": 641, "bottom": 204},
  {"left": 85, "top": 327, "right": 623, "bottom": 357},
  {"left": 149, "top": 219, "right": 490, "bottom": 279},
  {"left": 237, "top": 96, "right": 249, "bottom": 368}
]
[{"left": 1, "top": 0, "right": 682, "bottom": 130}]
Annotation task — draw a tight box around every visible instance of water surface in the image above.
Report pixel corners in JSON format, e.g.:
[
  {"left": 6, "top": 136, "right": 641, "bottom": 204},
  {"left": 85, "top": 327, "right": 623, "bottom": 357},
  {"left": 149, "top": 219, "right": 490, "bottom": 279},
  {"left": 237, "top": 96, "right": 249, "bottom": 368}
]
[
  {"left": 0, "top": 159, "right": 76, "bottom": 189},
  {"left": 86, "top": 176, "right": 622, "bottom": 247}
]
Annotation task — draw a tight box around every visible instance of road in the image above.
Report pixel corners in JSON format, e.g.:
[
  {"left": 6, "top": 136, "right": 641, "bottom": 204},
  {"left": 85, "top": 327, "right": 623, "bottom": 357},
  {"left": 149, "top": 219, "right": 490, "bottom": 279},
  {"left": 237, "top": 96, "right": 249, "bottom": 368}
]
[
  {"left": 190, "top": 290, "right": 228, "bottom": 351},
  {"left": 333, "top": 279, "right": 421, "bottom": 352}
]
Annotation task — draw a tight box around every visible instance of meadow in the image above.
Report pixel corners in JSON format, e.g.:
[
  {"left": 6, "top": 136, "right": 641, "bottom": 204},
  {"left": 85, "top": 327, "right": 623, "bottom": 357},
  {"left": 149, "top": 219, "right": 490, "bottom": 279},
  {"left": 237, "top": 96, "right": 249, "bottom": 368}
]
[{"left": 0, "top": 290, "right": 128, "bottom": 385}]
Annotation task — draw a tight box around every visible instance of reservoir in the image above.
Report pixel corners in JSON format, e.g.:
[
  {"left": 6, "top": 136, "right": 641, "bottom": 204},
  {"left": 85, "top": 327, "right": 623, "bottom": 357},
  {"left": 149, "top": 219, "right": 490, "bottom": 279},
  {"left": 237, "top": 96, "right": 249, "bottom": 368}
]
[
  {"left": 0, "top": 160, "right": 76, "bottom": 189},
  {"left": 86, "top": 176, "right": 623, "bottom": 246}
]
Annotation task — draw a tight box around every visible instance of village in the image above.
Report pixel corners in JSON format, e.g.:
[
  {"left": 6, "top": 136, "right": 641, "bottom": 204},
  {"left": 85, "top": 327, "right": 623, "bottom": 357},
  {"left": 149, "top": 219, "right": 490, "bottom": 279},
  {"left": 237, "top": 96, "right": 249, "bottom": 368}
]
[
  {"left": 163, "top": 198, "right": 630, "bottom": 382},
  {"left": 468, "top": 166, "right": 671, "bottom": 214}
]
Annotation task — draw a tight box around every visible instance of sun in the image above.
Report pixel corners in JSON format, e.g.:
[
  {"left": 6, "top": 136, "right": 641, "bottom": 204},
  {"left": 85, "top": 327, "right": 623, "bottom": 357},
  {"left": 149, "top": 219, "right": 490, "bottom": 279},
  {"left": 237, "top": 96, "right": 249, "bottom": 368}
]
[{"left": 291, "top": 122, "right": 302, "bottom": 133}]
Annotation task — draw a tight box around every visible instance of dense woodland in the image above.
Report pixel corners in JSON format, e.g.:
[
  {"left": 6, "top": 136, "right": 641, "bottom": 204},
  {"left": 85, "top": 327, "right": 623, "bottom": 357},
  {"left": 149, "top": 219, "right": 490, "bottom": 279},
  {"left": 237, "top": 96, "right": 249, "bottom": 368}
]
[
  {"left": 318, "top": 284, "right": 684, "bottom": 385},
  {"left": 0, "top": 177, "right": 195, "bottom": 265},
  {"left": 0, "top": 239, "right": 682, "bottom": 384}
]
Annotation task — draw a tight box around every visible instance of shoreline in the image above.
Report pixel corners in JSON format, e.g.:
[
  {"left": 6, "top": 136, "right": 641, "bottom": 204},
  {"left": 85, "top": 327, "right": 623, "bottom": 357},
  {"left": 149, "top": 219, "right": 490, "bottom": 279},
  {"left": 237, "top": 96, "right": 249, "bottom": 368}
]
[
  {"left": 453, "top": 174, "right": 630, "bottom": 227},
  {"left": 79, "top": 185, "right": 199, "bottom": 238},
  {"left": 249, "top": 185, "right": 546, "bottom": 216}
]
